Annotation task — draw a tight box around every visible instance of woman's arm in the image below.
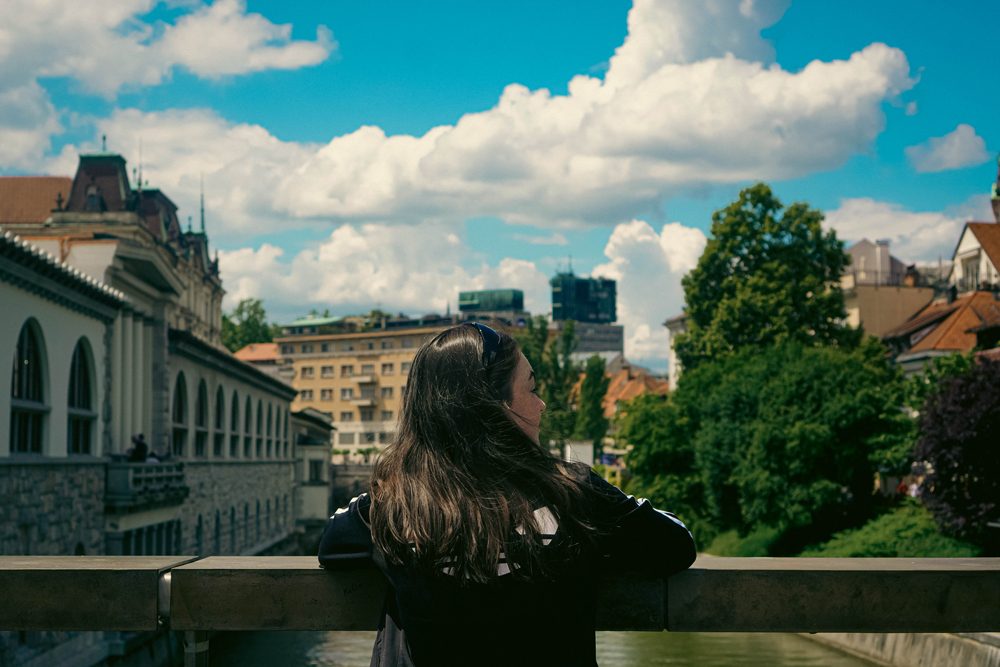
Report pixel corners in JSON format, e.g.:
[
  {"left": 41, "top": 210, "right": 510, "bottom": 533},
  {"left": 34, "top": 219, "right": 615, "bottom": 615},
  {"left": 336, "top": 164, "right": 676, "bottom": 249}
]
[
  {"left": 588, "top": 473, "right": 697, "bottom": 578},
  {"left": 317, "top": 494, "right": 375, "bottom": 569}
]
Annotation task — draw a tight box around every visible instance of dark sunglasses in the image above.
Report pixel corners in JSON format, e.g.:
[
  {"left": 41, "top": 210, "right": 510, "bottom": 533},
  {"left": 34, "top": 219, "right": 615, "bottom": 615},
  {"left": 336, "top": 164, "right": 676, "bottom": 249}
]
[{"left": 474, "top": 323, "right": 501, "bottom": 366}]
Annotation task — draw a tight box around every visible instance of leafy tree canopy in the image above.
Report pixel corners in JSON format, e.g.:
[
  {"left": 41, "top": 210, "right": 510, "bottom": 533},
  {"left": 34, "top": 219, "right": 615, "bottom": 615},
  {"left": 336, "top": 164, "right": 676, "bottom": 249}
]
[
  {"left": 221, "top": 298, "right": 282, "bottom": 353},
  {"left": 624, "top": 337, "right": 910, "bottom": 551},
  {"left": 673, "top": 183, "right": 860, "bottom": 372},
  {"left": 913, "top": 357, "right": 1000, "bottom": 541},
  {"left": 573, "top": 355, "right": 610, "bottom": 446}
]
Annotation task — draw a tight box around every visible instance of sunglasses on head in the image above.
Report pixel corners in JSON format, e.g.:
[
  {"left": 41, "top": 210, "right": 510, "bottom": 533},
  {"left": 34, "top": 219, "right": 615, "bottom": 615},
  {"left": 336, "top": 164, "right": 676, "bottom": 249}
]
[{"left": 474, "top": 323, "right": 501, "bottom": 366}]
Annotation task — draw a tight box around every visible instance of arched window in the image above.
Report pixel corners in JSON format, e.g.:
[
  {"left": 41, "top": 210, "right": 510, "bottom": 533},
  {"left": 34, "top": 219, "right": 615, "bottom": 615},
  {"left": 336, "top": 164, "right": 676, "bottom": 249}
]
[
  {"left": 66, "top": 339, "right": 95, "bottom": 454},
  {"left": 266, "top": 404, "right": 273, "bottom": 457},
  {"left": 255, "top": 500, "right": 261, "bottom": 543},
  {"left": 10, "top": 321, "right": 46, "bottom": 453},
  {"left": 274, "top": 406, "right": 281, "bottom": 457},
  {"left": 67, "top": 339, "right": 95, "bottom": 455},
  {"left": 172, "top": 373, "right": 187, "bottom": 457},
  {"left": 230, "top": 391, "right": 240, "bottom": 457},
  {"left": 266, "top": 498, "right": 271, "bottom": 533},
  {"left": 213, "top": 385, "right": 225, "bottom": 457},
  {"left": 243, "top": 503, "right": 249, "bottom": 547},
  {"left": 283, "top": 493, "right": 289, "bottom": 527},
  {"left": 283, "top": 411, "right": 289, "bottom": 458},
  {"left": 194, "top": 380, "right": 208, "bottom": 457},
  {"left": 255, "top": 399, "right": 263, "bottom": 457},
  {"left": 244, "top": 396, "right": 253, "bottom": 458}
]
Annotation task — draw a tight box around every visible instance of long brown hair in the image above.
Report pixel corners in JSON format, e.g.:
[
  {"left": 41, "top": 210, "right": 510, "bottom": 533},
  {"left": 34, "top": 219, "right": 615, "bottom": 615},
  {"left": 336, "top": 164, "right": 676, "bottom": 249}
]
[{"left": 370, "top": 323, "right": 595, "bottom": 584}]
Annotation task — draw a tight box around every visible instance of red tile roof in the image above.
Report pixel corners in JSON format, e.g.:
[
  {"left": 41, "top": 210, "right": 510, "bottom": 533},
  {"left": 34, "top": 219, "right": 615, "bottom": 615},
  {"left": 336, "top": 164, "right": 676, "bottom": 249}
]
[
  {"left": 234, "top": 343, "right": 278, "bottom": 362},
  {"left": 0, "top": 176, "right": 72, "bottom": 224},
  {"left": 967, "top": 222, "right": 1000, "bottom": 270},
  {"left": 901, "top": 292, "right": 1000, "bottom": 354}
]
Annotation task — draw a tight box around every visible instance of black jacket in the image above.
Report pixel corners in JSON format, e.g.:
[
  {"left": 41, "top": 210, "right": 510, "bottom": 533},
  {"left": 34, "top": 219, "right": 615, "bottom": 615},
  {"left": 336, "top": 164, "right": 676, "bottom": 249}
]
[{"left": 318, "top": 471, "right": 696, "bottom": 667}]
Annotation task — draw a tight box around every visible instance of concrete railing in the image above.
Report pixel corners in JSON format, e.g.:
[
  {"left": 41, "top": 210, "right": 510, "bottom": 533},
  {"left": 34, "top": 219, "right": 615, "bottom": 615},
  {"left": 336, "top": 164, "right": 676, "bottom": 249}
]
[
  {"left": 2, "top": 557, "right": 999, "bottom": 665},
  {"left": 105, "top": 461, "right": 188, "bottom": 511}
]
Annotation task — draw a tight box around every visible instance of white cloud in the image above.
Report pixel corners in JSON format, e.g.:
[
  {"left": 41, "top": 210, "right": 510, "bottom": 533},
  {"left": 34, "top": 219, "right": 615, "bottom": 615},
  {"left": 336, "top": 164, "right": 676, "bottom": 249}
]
[
  {"left": 591, "top": 220, "right": 706, "bottom": 362},
  {"left": 0, "top": 0, "right": 335, "bottom": 96},
  {"left": 0, "top": 81, "right": 62, "bottom": 169},
  {"left": 218, "top": 222, "right": 551, "bottom": 319},
  {"left": 824, "top": 194, "right": 993, "bottom": 262},
  {"left": 511, "top": 232, "right": 569, "bottom": 245},
  {"left": 31, "top": 0, "right": 913, "bottom": 232},
  {"left": 905, "top": 124, "right": 990, "bottom": 173}
]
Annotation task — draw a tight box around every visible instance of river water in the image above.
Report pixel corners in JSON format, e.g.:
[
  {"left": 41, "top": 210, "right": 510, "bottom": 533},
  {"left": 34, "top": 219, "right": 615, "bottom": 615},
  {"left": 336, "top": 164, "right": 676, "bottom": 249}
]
[{"left": 210, "top": 630, "right": 876, "bottom": 666}]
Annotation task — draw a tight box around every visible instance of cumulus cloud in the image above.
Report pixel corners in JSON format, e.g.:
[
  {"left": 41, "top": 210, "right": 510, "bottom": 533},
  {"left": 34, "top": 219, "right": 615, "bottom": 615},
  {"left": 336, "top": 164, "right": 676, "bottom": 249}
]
[
  {"left": 511, "top": 232, "right": 569, "bottom": 245},
  {"left": 218, "top": 222, "right": 552, "bottom": 319},
  {"left": 0, "top": 0, "right": 333, "bottom": 169},
  {"left": 591, "top": 220, "right": 706, "bottom": 362},
  {"left": 33, "top": 0, "right": 914, "bottom": 232},
  {"left": 824, "top": 193, "right": 993, "bottom": 262},
  {"left": 905, "top": 124, "right": 990, "bottom": 173}
]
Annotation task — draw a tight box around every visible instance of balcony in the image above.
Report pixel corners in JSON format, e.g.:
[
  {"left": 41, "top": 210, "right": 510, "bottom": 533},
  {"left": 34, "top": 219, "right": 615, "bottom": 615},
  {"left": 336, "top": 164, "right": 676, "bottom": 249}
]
[
  {"left": 105, "top": 461, "right": 189, "bottom": 513},
  {"left": 351, "top": 375, "right": 376, "bottom": 384},
  {"left": 350, "top": 398, "right": 376, "bottom": 407}
]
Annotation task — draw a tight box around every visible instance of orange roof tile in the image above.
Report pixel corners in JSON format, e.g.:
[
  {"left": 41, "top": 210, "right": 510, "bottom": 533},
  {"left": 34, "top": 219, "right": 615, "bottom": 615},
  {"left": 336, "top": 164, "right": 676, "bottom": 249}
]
[
  {"left": 968, "top": 222, "right": 1000, "bottom": 270},
  {"left": 907, "top": 292, "right": 1000, "bottom": 354},
  {"left": 234, "top": 343, "right": 278, "bottom": 362},
  {"left": 0, "top": 176, "right": 72, "bottom": 224}
]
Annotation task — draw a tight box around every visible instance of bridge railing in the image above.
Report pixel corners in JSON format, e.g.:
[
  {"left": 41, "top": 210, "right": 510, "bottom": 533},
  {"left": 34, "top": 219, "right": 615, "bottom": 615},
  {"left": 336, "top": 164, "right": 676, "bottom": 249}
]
[{"left": 2, "top": 557, "right": 999, "bottom": 664}]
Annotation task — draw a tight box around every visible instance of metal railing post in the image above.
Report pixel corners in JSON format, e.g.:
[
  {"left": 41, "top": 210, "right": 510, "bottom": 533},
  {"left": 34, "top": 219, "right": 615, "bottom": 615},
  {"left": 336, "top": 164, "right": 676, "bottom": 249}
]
[{"left": 184, "top": 630, "right": 210, "bottom": 667}]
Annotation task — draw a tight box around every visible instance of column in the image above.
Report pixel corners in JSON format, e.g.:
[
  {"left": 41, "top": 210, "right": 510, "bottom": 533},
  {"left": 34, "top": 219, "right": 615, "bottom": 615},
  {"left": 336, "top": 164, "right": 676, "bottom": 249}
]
[
  {"left": 110, "top": 313, "right": 123, "bottom": 454},
  {"left": 144, "top": 319, "right": 154, "bottom": 439},
  {"left": 132, "top": 313, "right": 144, "bottom": 441},
  {"left": 120, "top": 311, "right": 134, "bottom": 450}
]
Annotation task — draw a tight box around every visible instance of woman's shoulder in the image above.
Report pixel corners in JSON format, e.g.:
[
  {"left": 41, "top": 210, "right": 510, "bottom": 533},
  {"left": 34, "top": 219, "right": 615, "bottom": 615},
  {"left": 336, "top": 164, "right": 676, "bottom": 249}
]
[{"left": 318, "top": 493, "right": 374, "bottom": 569}]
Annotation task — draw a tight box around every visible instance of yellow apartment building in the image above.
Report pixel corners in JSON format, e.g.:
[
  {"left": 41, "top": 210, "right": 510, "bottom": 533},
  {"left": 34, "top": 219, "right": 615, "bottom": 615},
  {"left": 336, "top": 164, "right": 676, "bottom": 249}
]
[{"left": 275, "top": 317, "right": 451, "bottom": 461}]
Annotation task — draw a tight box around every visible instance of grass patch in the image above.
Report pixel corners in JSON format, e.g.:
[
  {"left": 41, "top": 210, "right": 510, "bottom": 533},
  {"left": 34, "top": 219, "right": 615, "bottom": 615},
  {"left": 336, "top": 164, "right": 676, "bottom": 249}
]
[
  {"left": 799, "top": 500, "right": 981, "bottom": 558},
  {"left": 705, "top": 525, "right": 782, "bottom": 557}
]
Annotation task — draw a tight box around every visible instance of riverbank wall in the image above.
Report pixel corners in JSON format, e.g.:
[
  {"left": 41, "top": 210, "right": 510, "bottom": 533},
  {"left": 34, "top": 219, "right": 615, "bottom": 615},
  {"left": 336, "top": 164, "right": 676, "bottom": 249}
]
[{"left": 806, "top": 632, "right": 1000, "bottom": 667}]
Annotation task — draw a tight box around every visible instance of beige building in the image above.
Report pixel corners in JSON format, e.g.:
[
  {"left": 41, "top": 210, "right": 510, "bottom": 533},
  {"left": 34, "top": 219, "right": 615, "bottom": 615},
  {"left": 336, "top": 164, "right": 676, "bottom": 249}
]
[{"left": 276, "top": 319, "right": 449, "bottom": 461}]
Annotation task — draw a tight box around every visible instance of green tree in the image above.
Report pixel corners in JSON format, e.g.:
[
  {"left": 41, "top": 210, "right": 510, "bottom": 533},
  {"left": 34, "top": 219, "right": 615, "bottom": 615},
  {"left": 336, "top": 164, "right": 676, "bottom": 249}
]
[
  {"left": 221, "top": 298, "right": 282, "bottom": 353},
  {"left": 673, "top": 183, "right": 860, "bottom": 372},
  {"left": 625, "top": 338, "right": 911, "bottom": 552},
  {"left": 573, "top": 355, "right": 610, "bottom": 446}
]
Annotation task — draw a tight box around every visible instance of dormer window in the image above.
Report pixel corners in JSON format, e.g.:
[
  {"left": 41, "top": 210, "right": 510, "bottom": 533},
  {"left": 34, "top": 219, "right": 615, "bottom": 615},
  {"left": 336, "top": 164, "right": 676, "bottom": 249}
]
[{"left": 85, "top": 185, "right": 101, "bottom": 211}]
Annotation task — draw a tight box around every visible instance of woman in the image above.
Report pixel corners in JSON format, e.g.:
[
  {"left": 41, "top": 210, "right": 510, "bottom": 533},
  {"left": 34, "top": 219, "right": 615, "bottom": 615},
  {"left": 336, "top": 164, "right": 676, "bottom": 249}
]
[{"left": 318, "top": 323, "right": 695, "bottom": 666}]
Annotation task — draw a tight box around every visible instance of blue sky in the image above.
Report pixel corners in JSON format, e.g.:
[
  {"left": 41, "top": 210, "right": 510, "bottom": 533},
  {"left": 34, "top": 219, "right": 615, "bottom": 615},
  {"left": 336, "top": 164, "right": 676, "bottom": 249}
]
[{"left": 2, "top": 0, "right": 998, "bottom": 371}]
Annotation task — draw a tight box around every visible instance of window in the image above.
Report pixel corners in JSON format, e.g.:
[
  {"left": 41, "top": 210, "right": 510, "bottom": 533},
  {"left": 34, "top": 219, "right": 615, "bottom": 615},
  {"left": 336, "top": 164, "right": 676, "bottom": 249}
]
[
  {"left": 194, "top": 380, "right": 208, "bottom": 458},
  {"left": 381, "top": 363, "right": 394, "bottom": 375},
  {"left": 401, "top": 362, "right": 412, "bottom": 374},
  {"left": 231, "top": 391, "right": 240, "bottom": 432},
  {"left": 230, "top": 507, "right": 236, "bottom": 552},
  {"left": 321, "top": 366, "right": 334, "bottom": 378},
  {"left": 244, "top": 396, "right": 252, "bottom": 457},
  {"left": 341, "top": 365, "right": 354, "bottom": 377},
  {"left": 299, "top": 389, "right": 314, "bottom": 401},
  {"left": 382, "top": 340, "right": 394, "bottom": 349},
  {"left": 360, "top": 387, "right": 375, "bottom": 399},
  {"left": 172, "top": 373, "right": 187, "bottom": 457},
  {"left": 256, "top": 399, "right": 263, "bottom": 457},
  {"left": 11, "top": 321, "right": 46, "bottom": 454},
  {"left": 341, "top": 342, "right": 354, "bottom": 351},
  {"left": 214, "top": 510, "right": 221, "bottom": 555},
  {"left": 401, "top": 338, "right": 414, "bottom": 349},
  {"left": 215, "top": 386, "right": 225, "bottom": 430},
  {"left": 364, "top": 431, "right": 376, "bottom": 443},
  {"left": 301, "top": 344, "right": 314, "bottom": 354},
  {"left": 338, "top": 432, "right": 355, "bottom": 445},
  {"left": 196, "top": 515, "right": 203, "bottom": 556},
  {"left": 321, "top": 343, "right": 329, "bottom": 352},
  {"left": 281, "top": 345, "right": 294, "bottom": 355},
  {"left": 381, "top": 387, "right": 394, "bottom": 399},
  {"left": 340, "top": 387, "right": 354, "bottom": 400},
  {"left": 361, "top": 364, "right": 375, "bottom": 376},
  {"left": 309, "top": 460, "right": 323, "bottom": 482},
  {"left": 301, "top": 366, "right": 314, "bottom": 379},
  {"left": 67, "top": 340, "right": 94, "bottom": 455},
  {"left": 366, "top": 342, "right": 375, "bottom": 350},
  {"left": 381, "top": 410, "right": 394, "bottom": 421},
  {"left": 379, "top": 432, "right": 393, "bottom": 444},
  {"left": 266, "top": 404, "right": 273, "bottom": 457},
  {"left": 340, "top": 411, "right": 354, "bottom": 422},
  {"left": 320, "top": 388, "right": 334, "bottom": 401},
  {"left": 256, "top": 501, "right": 261, "bottom": 543},
  {"left": 360, "top": 409, "right": 374, "bottom": 422}
]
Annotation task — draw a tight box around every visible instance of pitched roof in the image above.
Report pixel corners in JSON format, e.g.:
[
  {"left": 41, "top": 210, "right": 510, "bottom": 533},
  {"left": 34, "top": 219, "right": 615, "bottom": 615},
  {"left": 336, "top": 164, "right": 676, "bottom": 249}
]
[
  {"left": 967, "top": 222, "right": 1000, "bottom": 270},
  {"left": 601, "top": 367, "right": 670, "bottom": 418},
  {"left": 0, "top": 176, "right": 72, "bottom": 224},
  {"left": 899, "top": 292, "right": 1000, "bottom": 354},
  {"left": 234, "top": 343, "right": 278, "bottom": 362}
]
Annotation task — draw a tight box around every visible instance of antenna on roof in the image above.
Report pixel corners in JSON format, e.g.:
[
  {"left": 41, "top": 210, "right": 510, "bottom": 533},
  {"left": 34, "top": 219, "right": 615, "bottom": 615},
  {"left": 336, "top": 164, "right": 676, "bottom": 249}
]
[
  {"left": 102, "top": 135, "right": 106, "bottom": 151},
  {"left": 200, "top": 173, "right": 205, "bottom": 233},
  {"left": 188, "top": 215, "right": 193, "bottom": 233}
]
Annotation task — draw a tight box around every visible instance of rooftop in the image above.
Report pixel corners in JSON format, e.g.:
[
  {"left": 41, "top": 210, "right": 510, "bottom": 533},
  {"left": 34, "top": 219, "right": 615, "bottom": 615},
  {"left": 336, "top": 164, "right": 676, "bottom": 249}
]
[
  {"left": 0, "top": 176, "right": 72, "bottom": 224},
  {"left": 234, "top": 343, "right": 278, "bottom": 363},
  {"left": 884, "top": 291, "right": 1000, "bottom": 354}
]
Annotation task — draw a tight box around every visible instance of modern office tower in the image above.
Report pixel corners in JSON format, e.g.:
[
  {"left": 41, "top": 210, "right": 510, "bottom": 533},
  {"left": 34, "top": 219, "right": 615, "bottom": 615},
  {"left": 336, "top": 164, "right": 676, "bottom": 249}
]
[
  {"left": 551, "top": 272, "right": 617, "bottom": 324},
  {"left": 458, "top": 289, "right": 529, "bottom": 325}
]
